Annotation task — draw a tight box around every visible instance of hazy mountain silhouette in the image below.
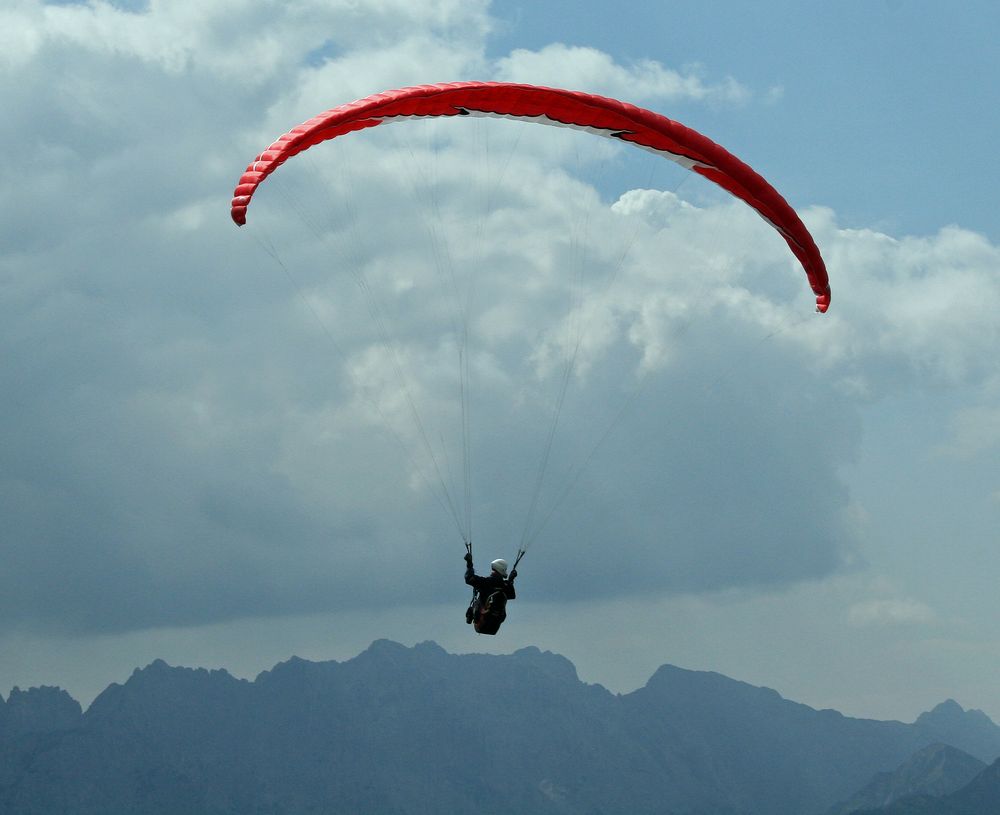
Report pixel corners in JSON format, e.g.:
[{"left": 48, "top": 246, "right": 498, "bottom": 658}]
[
  {"left": 913, "top": 700, "right": 1000, "bottom": 763},
  {"left": 0, "top": 685, "right": 81, "bottom": 737},
  {"left": 1, "top": 640, "right": 998, "bottom": 815},
  {"left": 851, "top": 756, "right": 1000, "bottom": 814},
  {"left": 825, "top": 742, "right": 985, "bottom": 814}
]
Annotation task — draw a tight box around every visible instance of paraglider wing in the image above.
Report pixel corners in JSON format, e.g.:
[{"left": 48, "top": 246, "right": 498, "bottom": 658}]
[{"left": 231, "top": 81, "right": 830, "bottom": 312}]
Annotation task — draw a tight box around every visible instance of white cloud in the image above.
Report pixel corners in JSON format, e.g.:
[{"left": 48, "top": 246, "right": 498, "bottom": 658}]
[
  {"left": 802, "top": 220, "right": 1000, "bottom": 393},
  {"left": 496, "top": 44, "right": 751, "bottom": 105},
  {"left": 2, "top": 0, "right": 491, "bottom": 75}
]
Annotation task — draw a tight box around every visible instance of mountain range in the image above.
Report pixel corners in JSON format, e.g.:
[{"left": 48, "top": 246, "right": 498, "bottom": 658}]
[{"left": 1, "top": 640, "right": 998, "bottom": 814}]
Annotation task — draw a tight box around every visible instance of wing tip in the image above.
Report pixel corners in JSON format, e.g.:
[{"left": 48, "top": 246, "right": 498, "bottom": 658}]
[{"left": 815, "top": 286, "right": 831, "bottom": 313}]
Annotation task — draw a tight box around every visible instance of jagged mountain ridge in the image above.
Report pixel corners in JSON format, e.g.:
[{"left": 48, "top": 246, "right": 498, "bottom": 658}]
[
  {"left": 0, "top": 685, "right": 81, "bottom": 738},
  {"left": 1, "top": 640, "right": 999, "bottom": 815},
  {"left": 913, "top": 700, "right": 1000, "bottom": 765},
  {"left": 852, "top": 757, "right": 1000, "bottom": 814},
  {"left": 825, "top": 742, "right": 986, "bottom": 815}
]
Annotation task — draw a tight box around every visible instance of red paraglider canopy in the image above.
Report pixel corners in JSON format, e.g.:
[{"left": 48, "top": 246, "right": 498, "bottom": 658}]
[{"left": 232, "top": 81, "right": 830, "bottom": 312}]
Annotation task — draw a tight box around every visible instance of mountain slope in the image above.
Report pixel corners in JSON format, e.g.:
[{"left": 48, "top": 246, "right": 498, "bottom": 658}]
[
  {"left": 914, "top": 701, "right": 1000, "bottom": 763},
  {"left": 853, "top": 757, "right": 1000, "bottom": 814},
  {"left": 826, "top": 742, "right": 985, "bottom": 815}
]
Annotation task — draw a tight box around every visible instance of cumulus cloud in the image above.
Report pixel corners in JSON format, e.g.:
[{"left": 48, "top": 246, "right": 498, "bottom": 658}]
[
  {"left": 803, "top": 221, "right": 1000, "bottom": 394},
  {"left": 496, "top": 44, "right": 751, "bottom": 105},
  {"left": 1, "top": 0, "right": 491, "bottom": 75},
  {"left": 2, "top": 0, "right": 998, "bottom": 637}
]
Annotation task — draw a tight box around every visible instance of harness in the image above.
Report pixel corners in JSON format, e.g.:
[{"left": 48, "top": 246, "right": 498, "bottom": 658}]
[{"left": 466, "top": 542, "right": 524, "bottom": 635}]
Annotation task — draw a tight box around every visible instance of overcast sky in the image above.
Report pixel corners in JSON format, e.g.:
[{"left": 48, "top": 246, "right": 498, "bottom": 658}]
[{"left": 2, "top": 0, "right": 999, "bottom": 724}]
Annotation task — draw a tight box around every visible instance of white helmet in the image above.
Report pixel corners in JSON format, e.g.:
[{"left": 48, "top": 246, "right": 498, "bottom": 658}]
[{"left": 490, "top": 558, "right": 508, "bottom": 578}]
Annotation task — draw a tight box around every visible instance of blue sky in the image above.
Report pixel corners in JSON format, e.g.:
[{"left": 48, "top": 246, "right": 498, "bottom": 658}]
[
  {"left": 1, "top": 0, "right": 998, "bottom": 724},
  {"left": 487, "top": 0, "right": 1000, "bottom": 242}
]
